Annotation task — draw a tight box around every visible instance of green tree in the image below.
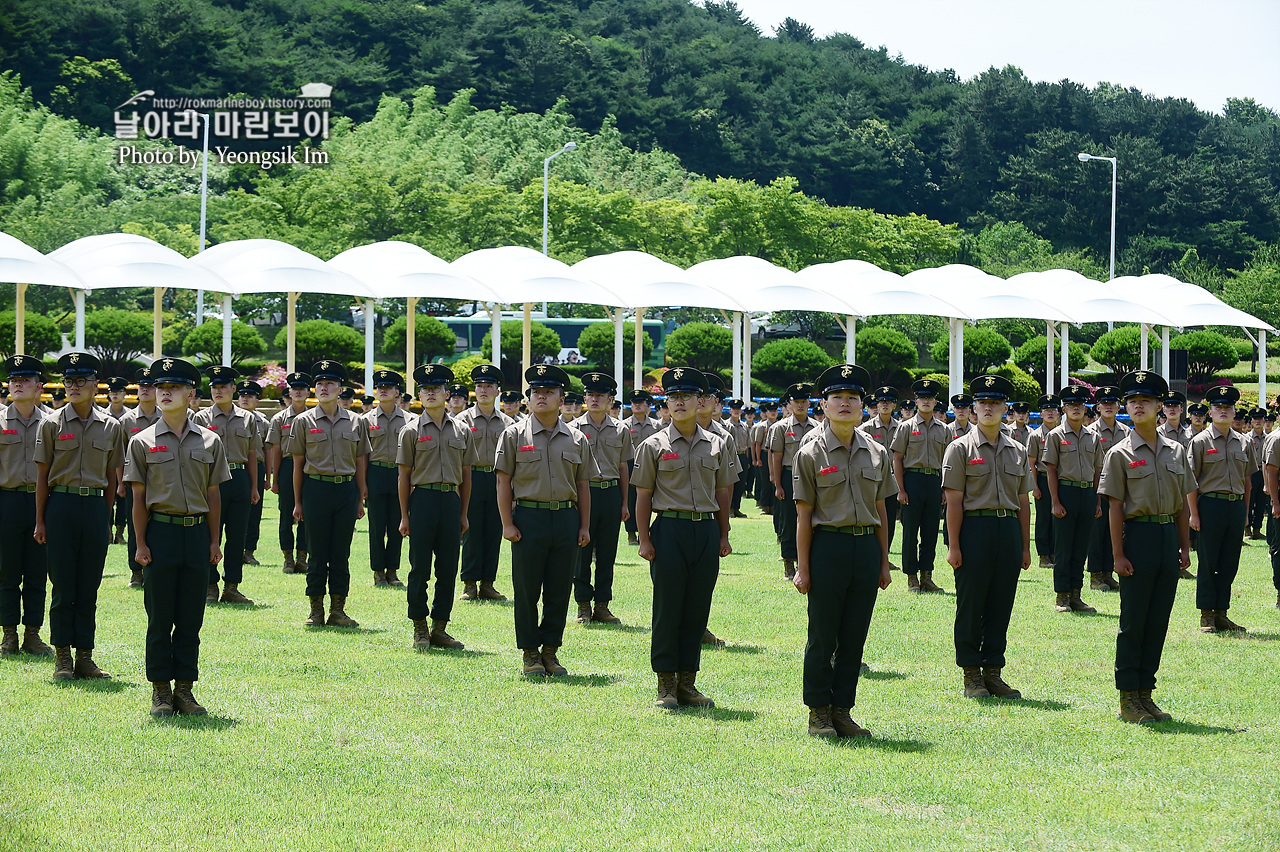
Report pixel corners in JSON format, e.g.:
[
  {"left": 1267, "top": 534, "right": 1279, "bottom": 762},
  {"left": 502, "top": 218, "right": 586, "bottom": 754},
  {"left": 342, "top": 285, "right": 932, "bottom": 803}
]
[
  {"left": 85, "top": 309, "right": 151, "bottom": 374},
  {"left": 1089, "top": 326, "right": 1161, "bottom": 375},
  {"left": 382, "top": 315, "right": 458, "bottom": 366},
  {"left": 990, "top": 363, "right": 1042, "bottom": 403},
  {"left": 0, "top": 310, "right": 63, "bottom": 360},
  {"left": 480, "top": 320, "right": 561, "bottom": 364},
  {"left": 664, "top": 322, "right": 733, "bottom": 372},
  {"left": 929, "top": 326, "right": 1011, "bottom": 378},
  {"left": 751, "top": 339, "right": 832, "bottom": 386},
  {"left": 274, "top": 320, "right": 364, "bottom": 367},
  {"left": 1013, "top": 335, "right": 1089, "bottom": 381},
  {"left": 575, "top": 321, "right": 653, "bottom": 369},
  {"left": 855, "top": 326, "right": 918, "bottom": 388},
  {"left": 1169, "top": 330, "right": 1240, "bottom": 382},
  {"left": 182, "top": 320, "right": 266, "bottom": 366}
]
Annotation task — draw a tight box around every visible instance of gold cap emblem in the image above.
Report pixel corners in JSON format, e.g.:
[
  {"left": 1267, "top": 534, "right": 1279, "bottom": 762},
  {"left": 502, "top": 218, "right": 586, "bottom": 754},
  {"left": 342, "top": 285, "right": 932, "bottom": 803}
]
[
  {"left": 841, "top": 366, "right": 852, "bottom": 377},
  {"left": 320, "top": 361, "right": 331, "bottom": 371},
  {"left": 68, "top": 354, "right": 79, "bottom": 364},
  {"left": 162, "top": 358, "right": 174, "bottom": 371},
  {"left": 984, "top": 377, "right": 995, "bottom": 387},
  {"left": 536, "top": 365, "right": 547, "bottom": 375},
  {"left": 1135, "top": 372, "right": 1146, "bottom": 383},
  {"left": 672, "top": 368, "right": 684, "bottom": 379}
]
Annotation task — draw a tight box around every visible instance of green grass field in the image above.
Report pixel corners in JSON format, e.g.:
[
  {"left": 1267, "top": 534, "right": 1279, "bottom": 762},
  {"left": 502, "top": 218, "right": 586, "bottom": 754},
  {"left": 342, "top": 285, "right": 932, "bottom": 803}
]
[{"left": 2, "top": 500, "right": 1279, "bottom": 851}]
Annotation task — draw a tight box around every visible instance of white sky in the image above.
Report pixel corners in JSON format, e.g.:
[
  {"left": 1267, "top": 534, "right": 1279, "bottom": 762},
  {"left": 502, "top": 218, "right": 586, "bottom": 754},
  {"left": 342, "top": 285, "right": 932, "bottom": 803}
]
[{"left": 724, "top": 0, "right": 1280, "bottom": 114}]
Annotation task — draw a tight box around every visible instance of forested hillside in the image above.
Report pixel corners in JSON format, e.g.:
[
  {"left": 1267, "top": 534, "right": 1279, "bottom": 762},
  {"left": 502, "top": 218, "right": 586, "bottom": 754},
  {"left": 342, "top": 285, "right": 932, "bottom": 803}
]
[{"left": 3, "top": 0, "right": 1278, "bottom": 275}]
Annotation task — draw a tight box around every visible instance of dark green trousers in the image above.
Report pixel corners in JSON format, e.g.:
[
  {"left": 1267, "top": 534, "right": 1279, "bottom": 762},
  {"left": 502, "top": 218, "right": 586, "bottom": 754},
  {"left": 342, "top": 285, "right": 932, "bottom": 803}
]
[
  {"left": 301, "top": 477, "right": 359, "bottom": 597},
  {"left": 776, "top": 468, "right": 797, "bottom": 559},
  {"left": 953, "top": 515, "right": 1022, "bottom": 668},
  {"left": 755, "top": 462, "right": 774, "bottom": 509},
  {"left": 575, "top": 483, "right": 621, "bottom": 603},
  {"left": 624, "top": 461, "right": 639, "bottom": 534},
  {"left": 276, "top": 457, "right": 306, "bottom": 551},
  {"left": 0, "top": 491, "right": 47, "bottom": 628},
  {"left": 366, "top": 464, "right": 403, "bottom": 575},
  {"left": 461, "top": 469, "right": 502, "bottom": 583},
  {"left": 1195, "top": 495, "right": 1245, "bottom": 611},
  {"left": 900, "top": 470, "right": 942, "bottom": 575},
  {"left": 511, "top": 505, "right": 578, "bottom": 649},
  {"left": 1052, "top": 484, "right": 1095, "bottom": 592},
  {"left": 1034, "top": 471, "right": 1055, "bottom": 557},
  {"left": 649, "top": 516, "right": 719, "bottom": 673},
  {"left": 211, "top": 468, "right": 250, "bottom": 585},
  {"left": 803, "top": 528, "right": 880, "bottom": 709},
  {"left": 1115, "top": 520, "right": 1179, "bottom": 691},
  {"left": 245, "top": 460, "right": 265, "bottom": 552},
  {"left": 123, "top": 484, "right": 142, "bottom": 576},
  {"left": 144, "top": 519, "right": 209, "bottom": 682},
  {"left": 406, "top": 488, "right": 461, "bottom": 622},
  {"left": 731, "top": 453, "right": 749, "bottom": 511},
  {"left": 1088, "top": 496, "right": 1115, "bottom": 574},
  {"left": 46, "top": 492, "right": 109, "bottom": 649}
]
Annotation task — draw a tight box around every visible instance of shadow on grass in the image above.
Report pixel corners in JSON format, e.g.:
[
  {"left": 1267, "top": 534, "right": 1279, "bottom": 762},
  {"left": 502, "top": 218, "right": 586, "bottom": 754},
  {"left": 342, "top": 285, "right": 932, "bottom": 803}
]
[
  {"left": 207, "top": 602, "right": 274, "bottom": 612},
  {"left": 717, "top": 644, "right": 765, "bottom": 655},
  {"left": 1147, "top": 720, "right": 1243, "bottom": 736},
  {"left": 861, "top": 669, "right": 908, "bottom": 681},
  {"left": 586, "top": 622, "right": 650, "bottom": 634},
  {"left": 307, "top": 625, "right": 386, "bottom": 636},
  {"left": 826, "top": 735, "right": 933, "bottom": 753},
  {"left": 672, "top": 706, "right": 758, "bottom": 722},
  {"left": 154, "top": 713, "right": 239, "bottom": 731},
  {"left": 416, "top": 646, "right": 496, "bottom": 658},
  {"left": 1004, "top": 697, "right": 1073, "bottom": 712},
  {"left": 55, "top": 677, "right": 132, "bottom": 694},
  {"left": 1072, "top": 611, "right": 1119, "bottom": 620},
  {"left": 1220, "top": 631, "right": 1280, "bottom": 641},
  {"left": 539, "top": 673, "right": 619, "bottom": 687}
]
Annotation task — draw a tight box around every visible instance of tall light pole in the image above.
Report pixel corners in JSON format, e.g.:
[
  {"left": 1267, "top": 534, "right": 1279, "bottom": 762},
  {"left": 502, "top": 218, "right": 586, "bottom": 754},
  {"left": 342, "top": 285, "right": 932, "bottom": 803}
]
[
  {"left": 1077, "top": 152, "right": 1117, "bottom": 281},
  {"left": 194, "top": 111, "right": 211, "bottom": 326},
  {"left": 524, "top": 141, "right": 577, "bottom": 384}
]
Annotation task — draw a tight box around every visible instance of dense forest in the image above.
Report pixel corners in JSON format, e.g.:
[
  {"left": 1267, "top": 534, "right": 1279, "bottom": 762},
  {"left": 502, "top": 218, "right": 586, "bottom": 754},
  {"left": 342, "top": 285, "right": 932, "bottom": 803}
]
[{"left": 4, "top": 0, "right": 1280, "bottom": 267}]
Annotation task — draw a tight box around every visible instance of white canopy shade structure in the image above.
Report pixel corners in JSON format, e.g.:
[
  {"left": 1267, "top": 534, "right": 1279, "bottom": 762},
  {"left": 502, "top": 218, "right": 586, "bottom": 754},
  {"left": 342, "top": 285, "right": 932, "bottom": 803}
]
[
  {"left": 1007, "top": 269, "right": 1178, "bottom": 394},
  {"left": 1111, "top": 273, "right": 1277, "bottom": 400},
  {"left": 902, "top": 264, "right": 1073, "bottom": 398},
  {"left": 572, "top": 251, "right": 747, "bottom": 393},
  {"left": 451, "top": 246, "right": 627, "bottom": 388},
  {"left": 191, "top": 239, "right": 372, "bottom": 374},
  {"left": 49, "top": 233, "right": 231, "bottom": 358},
  {"left": 329, "top": 241, "right": 501, "bottom": 390},
  {"left": 797, "top": 259, "right": 970, "bottom": 371},
  {"left": 0, "top": 232, "right": 85, "bottom": 357}
]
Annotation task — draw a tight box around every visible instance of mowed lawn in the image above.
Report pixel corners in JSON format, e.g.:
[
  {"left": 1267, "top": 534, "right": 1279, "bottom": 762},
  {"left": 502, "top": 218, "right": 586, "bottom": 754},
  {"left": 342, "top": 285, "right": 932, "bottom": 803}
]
[{"left": 2, "top": 498, "right": 1279, "bottom": 852}]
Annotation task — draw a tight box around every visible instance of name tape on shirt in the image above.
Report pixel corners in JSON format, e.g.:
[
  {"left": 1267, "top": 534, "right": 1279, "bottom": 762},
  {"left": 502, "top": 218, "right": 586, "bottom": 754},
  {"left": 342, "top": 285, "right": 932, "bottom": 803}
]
[
  {"left": 1, "top": 429, "right": 14, "bottom": 435},
  {"left": 1205, "top": 448, "right": 1220, "bottom": 454},
  {"left": 819, "top": 465, "right": 838, "bottom": 475},
  {"left": 58, "top": 433, "right": 75, "bottom": 440},
  {"left": 149, "top": 445, "right": 167, "bottom": 452},
  {"left": 969, "top": 458, "right": 985, "bottom": 465},
  {"left": 662, "top": 452, "right": 680, "bottom": 460},
  {"left": 1129, "top": 459, "right": 1147, "bottom": 468},
  {"left": 419, "top": 435, "right": 433, "bottom": 442},
  {"left": 309, "top": 428, "right": 323, "bottom": 434},
  {"left": 519, "top": 444, "right": 536, "bottom": 451}
]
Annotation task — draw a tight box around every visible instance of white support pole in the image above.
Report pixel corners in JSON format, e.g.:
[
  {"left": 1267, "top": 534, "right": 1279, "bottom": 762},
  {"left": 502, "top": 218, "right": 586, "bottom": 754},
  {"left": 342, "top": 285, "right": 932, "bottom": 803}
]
[
  {"left": 846, "top": 316, "right": 857, "bottom": 364},
  {"left": 286, "top": 292, "right": 298, "bottom": 374},
  {"left": 1060, "top": 323, "right": 1070, "bottom": 389},
  {"left": 222, "top": 294, "right": 234, "bottom": 366},
  {"left": 15, "top": 282, "right": 26, "bottom": 354},
  {"left": 73, "top": 289, "right": 86, "bottom": 350},
  {"left": 1045, "top": 321, "right": 1054, "bottom": 394},
  {"left": 613, "top": 308, "right": 625, "bottom": 392},
  {"left": 732, "top": 311, "right": 742, "bottom": 398},
  {"left": 522, "top": 303, "right": 532, "bottom": 390},
  {"left": 633, "top": 308, "right": 646, "bottom": 393},
  {"left": 363, "top": 298, "right": 375, "bottom": 393},
  {"left": 152, "top": 288, "right": 166, "bottom": 359},
  {"left": 405, "top": 297, "right": 418, "bottom": 374},
  {"left": 1140, "top": 323, "right": 1149, "bottom": 371},
  {"left": 743, "top": 313, "right": 753, "bottom": 402},
  {"left": 1261, "top": 329, "right": 1268, "bottom": 405},
  {"left": 1161, "top": 326, "right": 1170, "bottom": 378},
  {"left": 490, "top": 304, "right": 501, "bottom": 366}
]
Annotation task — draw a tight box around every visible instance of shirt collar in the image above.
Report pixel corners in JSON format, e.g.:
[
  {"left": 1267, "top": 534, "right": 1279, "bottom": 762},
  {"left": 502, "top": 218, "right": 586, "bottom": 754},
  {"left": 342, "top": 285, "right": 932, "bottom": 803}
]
[
  {"left": 822, "top": 420, "right": 871, "bottom": 453},
  {"left": 531, "top": 415, "right": 570, "bottom": 438},
  {"left": 663, "top": 421, "right": 708, "bottom": 447}
]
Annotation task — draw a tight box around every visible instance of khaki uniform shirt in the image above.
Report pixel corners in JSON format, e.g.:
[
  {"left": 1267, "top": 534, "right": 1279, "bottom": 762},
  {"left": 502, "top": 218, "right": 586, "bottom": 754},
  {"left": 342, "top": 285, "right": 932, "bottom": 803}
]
[
  {"left": 623, "top": 414, "right": 661, "bottom": 455},
  {"left": 1188, "top": 425, "right": 1258, "bottom": 496},
  {"left": 363, "top": 404, "right": 417, "bottom": 466},
  {"left": 890, "top": 413, "right": 949, "bottom": 470},
  {"left": 193, "top": 403, "right": 262, "bottom": 466},
  {"left": 632, "top": 423, "right": 737, "bottom": 513},
  {"left": 287, "top": 406, "right": 371, "bottom": 476},
  {"left": 1098, "top": 431, "right": 1196, "bottom": 519},
  {"left": 1158, "top": 420, "right": 1191, "bottom": 450},
  {"left": 1088, "top": 419, "right": 1130, "bottom": 460},
  {"left": 858, "top": 416, "right": 899, "bottom": 451},
  {"left": 248, "top": 410, "right": 270, "bottom": 457},
  {"left": 396, "top": 410, "right": 475, "bottom": 487},
  {"left": 793, "top": 421, "right": 897, "bottom": 528},
  {"left": 941, "top": 428, "right": 1036, "bottom": 512},
  {"left": 33, "top": 405, "right": 125, "bottom": 489},
  {"left": 1043, "top": 422, "right": 1103, "bottom": 484},
  {"left": 703, "top": 419, "right": 743, "bottom": 476},
  {"left": 765, "top": 415, "right": 817, "bottom": 468},
  {"left": 124, "top": 418, "right": 232, "bottom": 514},
  {"left": 572, "top": 412, "right": 634, "bottom": 481},
  {"left": 494, "top": 416, "right": 596, "bottom": 502},
  {"left": 104, "top": 404, "right": 128, "bottom": 421},
  {"left": 1010, "top": 424, "right": 1031, "bottom": 446},
  {"left": 266, "top": 405, "right": 308, "bottom": 450},
  {"left": 0, "top": 404, "right": 46, "bottom": 488},
  {"left": 119, "top": 406, "right": 161, "bottom": 443},
  {"left": 1263, "top": 430, "right": 1280, "bottom": 470},
  {"left": 726, "top": 418, "right": 750, "bottom": 456},
  {"left": 457, "top": 406, "right": 513, "bottom": 470},
  {"left": 1026, "top": 425, "right": 1053, "bottom": 474},
  {"left": 946, "top": 421, "right": 972, "bottom": 444}
]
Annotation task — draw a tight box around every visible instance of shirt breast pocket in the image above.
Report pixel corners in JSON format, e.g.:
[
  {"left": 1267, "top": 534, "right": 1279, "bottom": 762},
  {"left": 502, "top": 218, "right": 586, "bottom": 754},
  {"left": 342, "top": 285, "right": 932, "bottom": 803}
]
[
  {"left": 0, "top": 431, "right": 22, "bottom": 446},
  {"left": 657, "top": 455, "right": 681, "bottom": 472},
  {"left": 817, "top": 469, "right": 848, "bottom": 487},
  {"left": 53, "top": 435, "right": 80, "bottom": 452},
  {"left": 448, "top": 438, "right": 467, "bottom": 451},
  {"left": 148, "top": 450, "right": 176, "bottom": 464},
  {"left": 562, "top": 451, "right": 582, "bottom": 466},
  {"left": 91, "top": 436, "right": 115, "bottom": 454},
  {"left": 514, "top": 450, "right": 541, "bottom": 463},
  {"left": 191, "top": 451, "right": 214, "bottom": 464},
  {"left": 1128, "top": 462, "right": 1156, "bottom": 481},
  {"left": 966, "top": 459, "right": 993, "bottom": 480}
]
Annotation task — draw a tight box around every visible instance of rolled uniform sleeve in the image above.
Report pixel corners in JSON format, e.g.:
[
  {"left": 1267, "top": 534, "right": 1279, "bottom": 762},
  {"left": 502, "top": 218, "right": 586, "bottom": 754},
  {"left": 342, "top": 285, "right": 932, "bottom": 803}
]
[
  {"left": 493, "top": 424, "right": 518, "bottom": 476},
  {"left": 395, "top": 422, "right": 417, "bottom": 467},
  {"left": 792, "top": 449, "right": 818, "bottom": 506},
  {"left": 123, "top": 433, "right": 148, "bottom": 484},
  {"left": 940, "top": 440, "right": 967, "bottom": 492},
  {"left": 630, "top": 437, "right": 659, "bottom": 491},
  {"left": 1097, "top": 446, "right": 1126, "bottom": 503},
  {"left": 209, "top": 435, "right": 233, "bottom": 487},
  {"left": 713, "top": 436, "right": 737, "bottom": 490}
]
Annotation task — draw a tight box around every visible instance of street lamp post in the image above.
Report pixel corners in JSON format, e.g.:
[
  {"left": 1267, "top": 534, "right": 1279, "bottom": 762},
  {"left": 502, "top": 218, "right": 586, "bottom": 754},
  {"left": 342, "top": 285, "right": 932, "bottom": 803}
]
[
  {"left": 1077, "top": 152, "right": 1117, "bottom": 281},
  {"left": 525, "top": 141, "right": 577, "bottom": 385}
]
